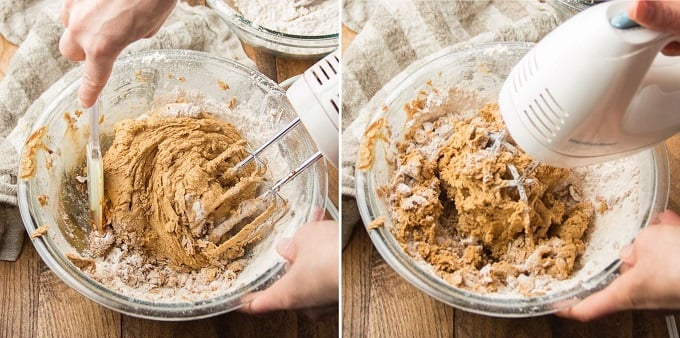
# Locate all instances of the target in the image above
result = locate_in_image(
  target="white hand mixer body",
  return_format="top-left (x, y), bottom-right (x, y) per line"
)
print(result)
top-left (237, 50), bottom-right (339, 194)
top-left (286, 51), bottom-right (339, 169)
top-left (499, 0), bottom-right (680, 168)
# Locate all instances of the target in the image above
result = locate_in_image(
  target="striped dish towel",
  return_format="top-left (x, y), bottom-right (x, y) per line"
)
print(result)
top-left (340, 0), bottom-right (575, 246)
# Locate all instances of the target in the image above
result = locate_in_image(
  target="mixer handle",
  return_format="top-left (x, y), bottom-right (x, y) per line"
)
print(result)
top-left (624, 54), bottom-right (680, 140)
top-left (608, 4), bottom-right (680, 146)
top-left (286, 50), bottom-right (340, 168)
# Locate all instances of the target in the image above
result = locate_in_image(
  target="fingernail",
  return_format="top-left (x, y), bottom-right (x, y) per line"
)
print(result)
top-left (310, 207), bottom-right (325, 222)
top-left (238, 293), bottom-right (264, 317)
top-left (241, 293), bottom-right (255, 305)
top-left (77, 96), bottom-right (92, 109)
top-left (276, 238), bottom-right (293, 254)
top-left (620, 244), bottom-right (633, 261)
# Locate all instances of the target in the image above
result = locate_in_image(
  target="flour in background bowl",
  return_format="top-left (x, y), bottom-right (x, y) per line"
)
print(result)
top-left (232, 0), bottom-right (338, 35)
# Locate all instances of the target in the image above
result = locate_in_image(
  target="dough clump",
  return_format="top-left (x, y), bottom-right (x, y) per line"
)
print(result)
top-left (371, 90), bottom-right (594, 295)
top-left (102, 105), bottom-right (277, 269)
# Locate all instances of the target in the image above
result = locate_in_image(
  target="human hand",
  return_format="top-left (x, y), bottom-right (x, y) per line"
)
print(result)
top-left (240, 219), bottom-right (339, 319)
top-left (628, 0), bottom-right (680, 55)
top-left (59, 0), bottom-right (177, 108)
top-left (558, 210), bottom-right (680, 321)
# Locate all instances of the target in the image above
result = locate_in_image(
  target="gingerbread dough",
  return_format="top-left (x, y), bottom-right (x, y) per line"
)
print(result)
top-left (373, 95), bottom-right (594, 295)
top-left (103, 104), bottom-right (277, 269)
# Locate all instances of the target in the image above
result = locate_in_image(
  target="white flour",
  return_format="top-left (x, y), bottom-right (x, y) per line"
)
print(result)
top-left (496, 156), bottom-right (648, 298)
top-left (87, 244), bottom-right (242, 302)
top-left (232, 0), bottom-right (338, 35)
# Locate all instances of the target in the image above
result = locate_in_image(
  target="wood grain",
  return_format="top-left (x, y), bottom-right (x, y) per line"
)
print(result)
top-left (342, 25), bottom-right (357, 54)
top-left (276, 56), bottom-right (318, 84)
top-left (367, 252), bottom-right (454, 338)
top-left (240, 41), bottom-right (320, 83)
top-left (665, 134), bottom-right (680, 214)
top-left (341, 220), bottom-right (372, 338)
top-left (0, 35), bottom-right (17, 81)
top-left (343, 226), bottom-right (680, 338)
top-left (121, 316), bottom-right (220, 337)
top-left (37, 264), bottom-right (121, 337)
top-left (183, 0), bottom-right (207, 5)
top-left (0, 238), bottom-right (39, 338)
top-left (242, 43), bottom-right (279, 81)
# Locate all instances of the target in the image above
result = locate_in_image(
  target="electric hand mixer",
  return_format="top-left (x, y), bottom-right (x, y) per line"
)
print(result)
top-left (207, 51), bottom-right (339, 237)
top-left (239, 50), bottom-right (339, 185)
top-left (499, 0), bottom-right (680, 168)
top-left (223, 49), bottom-right (339, 224)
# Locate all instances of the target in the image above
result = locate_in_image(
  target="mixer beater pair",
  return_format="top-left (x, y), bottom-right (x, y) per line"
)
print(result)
top-left (232, 51), bottom-right (339, 203)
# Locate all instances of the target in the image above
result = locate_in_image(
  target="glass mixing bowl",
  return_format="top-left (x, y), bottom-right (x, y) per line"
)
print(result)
top-left (17, 50), bottom-right (327, 320)
top-left (206, 0), bottom-right (338, 59)
top-left (551, 0), bottom-right (605, 13)
top-left (355, 42), bottom-right (669, 317)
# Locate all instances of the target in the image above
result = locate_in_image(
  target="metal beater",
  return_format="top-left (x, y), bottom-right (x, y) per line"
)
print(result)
top-left (236, 50), bottom-right (339, 196)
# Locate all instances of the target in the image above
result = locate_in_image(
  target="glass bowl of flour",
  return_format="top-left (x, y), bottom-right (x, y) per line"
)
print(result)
top-left (355, 42), bottom-right (669, 317)
top-left (17, 50), bottom-right (327, 320)
top-left (207, 0), bottom-right (339, 58)
top-left (551, 0), bottom-right (605, 13)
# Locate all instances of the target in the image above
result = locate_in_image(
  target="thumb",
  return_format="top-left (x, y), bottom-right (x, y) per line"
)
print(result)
top-left (78, 54), bottom-right (116, 108)
top-left (661, 41), bottom-right (680, 56)
top-left (557, 270), bottom-right (638, 321)
top-left (239, 238), bottom-right (298, 314)
top-left (276, 237), bottom-right (296, 262)
top-left (628, 0), bottom-right (680, 36)
top-left (656, 210), bottom-right (680, 226)
top-left (310, 207), bottom-right (326, 222)
top-left (241, 268), bottom-right (301, 314)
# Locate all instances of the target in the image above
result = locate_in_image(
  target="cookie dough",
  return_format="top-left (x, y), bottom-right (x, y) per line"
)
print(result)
top-left (30, 224), bottom-right (49, 239)
top-left (374, 94), bottom-right (594, 295)
top-left (103, 105), bottom-right (277, 269)
top-left (20, 126), bottom-right (49, 179)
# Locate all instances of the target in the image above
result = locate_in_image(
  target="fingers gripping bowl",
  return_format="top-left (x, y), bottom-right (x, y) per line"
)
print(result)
top-left (18, 50), bottom-right (327, 320)
top-left (355, 43), bottom-right (669, 317)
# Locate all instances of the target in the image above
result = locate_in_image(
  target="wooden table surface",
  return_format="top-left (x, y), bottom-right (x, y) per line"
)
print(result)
top-left (0, 3), bottom-right (339, 337)
top-left (341, 25), bottom-right (680, 338)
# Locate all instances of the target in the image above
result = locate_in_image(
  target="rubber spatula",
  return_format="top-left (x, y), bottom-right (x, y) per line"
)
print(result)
top-left (87, 98), bottom-right (104, 234)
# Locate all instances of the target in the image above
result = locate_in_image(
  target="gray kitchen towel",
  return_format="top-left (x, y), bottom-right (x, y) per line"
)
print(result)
top-left (0, 0), bottom-right (253, 261)
top-left (340, 0), bottom-right (577, 247)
